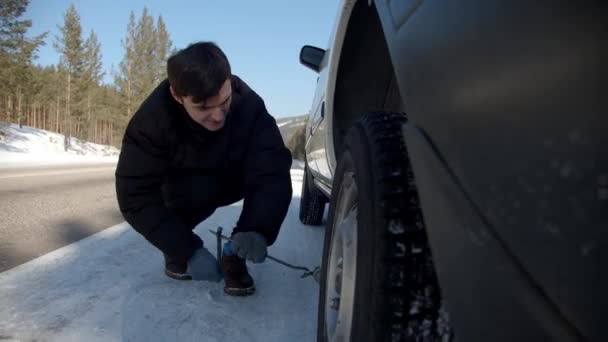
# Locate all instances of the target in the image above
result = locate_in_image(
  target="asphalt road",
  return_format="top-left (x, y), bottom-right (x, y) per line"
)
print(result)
top-left (0, 163), bottom-right (124, 272)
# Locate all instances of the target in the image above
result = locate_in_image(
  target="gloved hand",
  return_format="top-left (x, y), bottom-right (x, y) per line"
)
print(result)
top-left (187, 247), bottom-right (223, 282)
top-left (231, 232), bottom-right (267, 263)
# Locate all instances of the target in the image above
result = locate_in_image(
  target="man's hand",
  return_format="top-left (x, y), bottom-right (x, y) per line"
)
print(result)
top-left (187, 247), bottom-right (223, 282)
top-left (232, 232), bottom-right (267, 263)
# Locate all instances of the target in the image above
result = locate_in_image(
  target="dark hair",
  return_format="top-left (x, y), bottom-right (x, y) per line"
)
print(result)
top-left (167, 41), bottom-right (231, 103)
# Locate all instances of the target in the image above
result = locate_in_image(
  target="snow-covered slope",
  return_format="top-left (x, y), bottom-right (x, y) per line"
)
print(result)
top-left (276, 115), bottom-right (307, 145)
top-left (0, 166), bottom-right (326, 342)
top-left (0, 122), bottom-right (119, 168)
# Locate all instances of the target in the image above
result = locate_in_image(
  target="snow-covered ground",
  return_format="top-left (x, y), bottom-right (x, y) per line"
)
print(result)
top-left (0, 122), bottom-right (119, 168)
top-left (0, 165), bottom-right (326, 341)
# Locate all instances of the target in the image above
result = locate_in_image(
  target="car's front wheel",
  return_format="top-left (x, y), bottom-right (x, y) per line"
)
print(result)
top-left (317, 112), bottom-right (452, 342)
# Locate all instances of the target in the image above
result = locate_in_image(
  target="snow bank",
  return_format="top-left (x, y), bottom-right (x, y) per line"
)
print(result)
top-left (0, 122), bottom-right (119, 168)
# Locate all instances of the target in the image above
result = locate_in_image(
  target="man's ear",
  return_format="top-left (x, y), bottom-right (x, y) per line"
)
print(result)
top-left (169, 85), bottom-right (183, 105)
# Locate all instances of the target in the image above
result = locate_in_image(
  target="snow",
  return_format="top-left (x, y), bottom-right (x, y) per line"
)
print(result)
top-left (292, 159), bottom-right (305, 170)
top-left (0, 166), bottom-right (326, 341)
top-left (276, 120), bottom-right (293, 128)
top-left (0, 122), bottom-right (119, 168)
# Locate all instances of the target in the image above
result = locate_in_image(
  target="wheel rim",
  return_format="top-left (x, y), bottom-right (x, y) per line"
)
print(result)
top-left (325, 171), bottom-right (358, 342)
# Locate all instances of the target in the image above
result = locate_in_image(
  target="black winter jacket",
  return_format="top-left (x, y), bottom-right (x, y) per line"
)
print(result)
top-left (115, 76), bottom-right (292, 262)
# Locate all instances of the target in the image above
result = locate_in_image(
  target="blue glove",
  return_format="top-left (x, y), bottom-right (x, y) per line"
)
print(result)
top-left (231, 232), bottom-right (267, 263)
top-left (187, 247), bottom-right (223, 282)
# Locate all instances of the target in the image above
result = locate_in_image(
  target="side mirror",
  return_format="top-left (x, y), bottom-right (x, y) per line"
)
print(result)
top-left (299, 45), bottom-right (326, 73)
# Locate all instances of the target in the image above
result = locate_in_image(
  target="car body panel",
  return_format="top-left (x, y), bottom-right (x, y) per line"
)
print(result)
top-left (404, 124), bottom-right (585, 341)
top-left (375, 0), bottom-right (606, 339)
top-left (304, 0), bottom-right (606, 340)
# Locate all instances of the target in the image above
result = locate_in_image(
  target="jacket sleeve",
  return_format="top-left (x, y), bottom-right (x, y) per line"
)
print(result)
top-left (115, 112), bottom-right (202, 262)
top-left (236, 102), bottom-right (293, 245)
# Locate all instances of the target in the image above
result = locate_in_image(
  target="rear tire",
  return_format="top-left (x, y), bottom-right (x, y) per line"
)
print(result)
top-left (299, 165), bottom-right (326, 225)
top-left (317, 112), bottom-right (452, 341)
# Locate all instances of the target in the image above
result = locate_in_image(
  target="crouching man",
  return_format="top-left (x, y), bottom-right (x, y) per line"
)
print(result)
top-left (115, 42), bottom-right (293, 296)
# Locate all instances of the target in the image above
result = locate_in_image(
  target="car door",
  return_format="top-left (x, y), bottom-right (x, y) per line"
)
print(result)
top-left (306, 53), bottom-right (332, 188)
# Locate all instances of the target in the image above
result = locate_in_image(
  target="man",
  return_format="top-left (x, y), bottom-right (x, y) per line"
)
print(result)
top-left (115, 42), bottom-right (293, 296)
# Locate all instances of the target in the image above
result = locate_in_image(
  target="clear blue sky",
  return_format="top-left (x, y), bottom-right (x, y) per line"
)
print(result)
top-left (24, 0), bottom-right (339, 118)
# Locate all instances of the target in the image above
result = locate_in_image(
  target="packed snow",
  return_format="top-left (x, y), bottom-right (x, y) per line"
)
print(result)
top-left (0, 122), bottom-right (119, 168)
top-left (0, 160), bottom-right (326, 341)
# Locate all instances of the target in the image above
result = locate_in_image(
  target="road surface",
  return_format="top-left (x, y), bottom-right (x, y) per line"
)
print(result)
top-left (0, 163), bottom-right (123, 272)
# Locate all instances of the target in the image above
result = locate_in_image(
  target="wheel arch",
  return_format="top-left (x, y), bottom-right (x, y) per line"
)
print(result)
top-left (328, 1), bottom-right (404, 167)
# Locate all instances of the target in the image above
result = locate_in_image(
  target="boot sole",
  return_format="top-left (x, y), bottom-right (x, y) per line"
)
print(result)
top-left (165, 269), bottom-right (192, 281)
top-left (224, 286), bottom-right (256, 296)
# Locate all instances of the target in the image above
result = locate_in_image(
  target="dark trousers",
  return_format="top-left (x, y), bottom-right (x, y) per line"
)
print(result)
top-left (163, 173), bottom-right (245, 232)
top-left (163, 189), bottom-right (244, 268)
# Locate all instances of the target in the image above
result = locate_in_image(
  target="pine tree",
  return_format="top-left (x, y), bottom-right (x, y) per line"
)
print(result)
top-left (116, 11), bottom-right (136, 119)
top-left (54, 3), bottom-right (84, 150)
top-left (132, 7), bottom-right (157, 108)
top-left (0, 0), bottom-right (47, 125)
top-left (34, 65), bottom-right (60, 131)
top-left (96, 84), bottom-right (122, 146)
top-left (24, 63), bottom-right (45, 128)
top-left (116, 8), bottom-right (173, 121)
top-left (154, 15), bottom-right (172, 84)
top-left (82, 30), bottom-right (104, 140)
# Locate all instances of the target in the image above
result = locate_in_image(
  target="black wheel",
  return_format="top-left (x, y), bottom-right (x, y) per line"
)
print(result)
top-left (299, 165), bottom-right (326, 225)
top-left (317, 112), bottom-right (452, 342)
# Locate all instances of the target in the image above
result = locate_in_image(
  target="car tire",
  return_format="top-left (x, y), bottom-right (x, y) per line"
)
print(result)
top-left (317, 112), bottom-right (452, 342)
top-left (299, 165), bottom-right (326, 225)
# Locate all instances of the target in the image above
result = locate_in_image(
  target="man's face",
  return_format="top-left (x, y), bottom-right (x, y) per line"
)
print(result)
top-left (171, 78), bottom-right (232, 131)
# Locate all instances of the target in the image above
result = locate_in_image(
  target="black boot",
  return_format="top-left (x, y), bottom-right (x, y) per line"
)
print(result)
top-left (164, 253), bottom-right (192, 281)
top-left (221, 254), bottom-right (255, 296)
